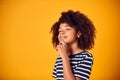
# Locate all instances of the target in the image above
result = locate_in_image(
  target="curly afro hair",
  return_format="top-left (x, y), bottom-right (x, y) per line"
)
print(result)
top-left (50, 10), bottom-right (96, 50)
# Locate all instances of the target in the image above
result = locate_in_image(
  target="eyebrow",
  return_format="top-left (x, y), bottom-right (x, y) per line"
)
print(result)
top-left (59, 25), bottom-right (71, 31)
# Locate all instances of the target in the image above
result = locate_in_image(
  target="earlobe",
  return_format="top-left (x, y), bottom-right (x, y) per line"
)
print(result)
top-left (77, 31), bottom-right (81, 38)
top-left (77, 35), bottom-right (80, 38)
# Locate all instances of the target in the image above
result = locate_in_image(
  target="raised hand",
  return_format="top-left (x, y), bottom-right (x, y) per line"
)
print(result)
top-left (56, 39), bottom-right (69, 57)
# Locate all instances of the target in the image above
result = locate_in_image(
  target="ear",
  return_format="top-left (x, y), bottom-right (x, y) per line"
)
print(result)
top-left (77, 31), bottom-right (81, 38)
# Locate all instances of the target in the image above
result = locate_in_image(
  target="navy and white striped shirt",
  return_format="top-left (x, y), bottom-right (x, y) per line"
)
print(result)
top-left (52, 51), bottom-right (93, 80)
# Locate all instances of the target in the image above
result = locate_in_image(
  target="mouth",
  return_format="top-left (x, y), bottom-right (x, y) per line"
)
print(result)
top-left (60, 36), bottom-right (67, 40)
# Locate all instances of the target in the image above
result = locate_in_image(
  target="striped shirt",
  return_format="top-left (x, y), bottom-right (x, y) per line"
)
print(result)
top-left (52, 51), bottom-right (93, 80)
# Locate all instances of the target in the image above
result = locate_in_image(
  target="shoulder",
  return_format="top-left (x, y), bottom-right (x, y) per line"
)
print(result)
top-left (80, 51), bottom-right (94, 64)
top-left (80, 51), bottom-right (93, 59)
top-left (71, 51), bottom-right (93, 59)
top-left (74, 51), bottom-right (94, 64)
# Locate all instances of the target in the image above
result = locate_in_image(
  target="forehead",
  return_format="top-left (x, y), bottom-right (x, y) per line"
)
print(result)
top-left (59, 22), bottom-right (71, 29)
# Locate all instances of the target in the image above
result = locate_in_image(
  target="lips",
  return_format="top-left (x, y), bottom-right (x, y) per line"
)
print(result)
top-left (60, 36), bottom-right (67, 40)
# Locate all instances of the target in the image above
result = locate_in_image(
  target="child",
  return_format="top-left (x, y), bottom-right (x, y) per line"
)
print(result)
top-left (50, 10), bottom-right (96, 80)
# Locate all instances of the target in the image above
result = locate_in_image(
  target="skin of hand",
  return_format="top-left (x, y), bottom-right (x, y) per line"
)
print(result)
top-left (57, 40), bottom-right (75, 80)
top-left (56, 39), bottom-right (69, 57)
top-left (56, 40), bottom-right (82, 80)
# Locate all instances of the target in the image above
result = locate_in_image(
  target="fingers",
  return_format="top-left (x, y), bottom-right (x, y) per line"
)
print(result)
top-left (56, 45), bottom-right (58, 51)
top-left (57, 42), bottom-right (66, 51)
top-left (59, 39), bottom-right (67, 46)
top-left (56, 44), bottom-right (61, 52)
top-left (56, 39), bottom-right (67, 52)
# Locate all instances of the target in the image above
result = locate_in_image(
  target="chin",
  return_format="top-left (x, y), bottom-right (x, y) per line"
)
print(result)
top-left (64, 40), bottom-right (76, 45)
top-left (64, 40), bottom-right (71, 44)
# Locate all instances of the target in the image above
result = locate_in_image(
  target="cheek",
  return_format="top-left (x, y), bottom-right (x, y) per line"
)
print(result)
top-left (58, 34), bottom-right (61, 41)
top-left (69, 33), bottom-right (77, 40)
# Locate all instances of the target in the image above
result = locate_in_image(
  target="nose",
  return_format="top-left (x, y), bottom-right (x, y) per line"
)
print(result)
top-left (60, 30), bottom-right (65, 35)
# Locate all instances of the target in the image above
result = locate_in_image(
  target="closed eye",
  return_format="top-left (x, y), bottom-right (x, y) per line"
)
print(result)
top-left (66, 28), bottom-right (71, 30)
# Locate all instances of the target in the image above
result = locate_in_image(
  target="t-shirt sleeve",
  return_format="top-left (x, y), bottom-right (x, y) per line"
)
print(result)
top-left (74, 55), bottom-right (93, 80)
top-left (52, 61), bottom-right (57, 78)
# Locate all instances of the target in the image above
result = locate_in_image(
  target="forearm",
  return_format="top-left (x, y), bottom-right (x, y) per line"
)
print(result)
top-left (61, 55), bottom-right (76, 80)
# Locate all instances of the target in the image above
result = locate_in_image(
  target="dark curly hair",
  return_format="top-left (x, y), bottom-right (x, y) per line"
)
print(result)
top-left (50, 10), bottom-right (96, 50)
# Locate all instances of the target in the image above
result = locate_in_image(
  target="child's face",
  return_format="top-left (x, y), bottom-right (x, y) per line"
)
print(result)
top-left (58, 22), bottom-right (80, 44)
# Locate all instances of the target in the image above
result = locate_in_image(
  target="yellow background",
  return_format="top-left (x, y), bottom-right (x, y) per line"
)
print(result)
top-left (0, 0), bottom-right (119, 80)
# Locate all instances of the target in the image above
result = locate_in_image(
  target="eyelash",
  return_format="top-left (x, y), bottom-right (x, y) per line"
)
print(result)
top-left (66, 28), bottom-right (70, 30)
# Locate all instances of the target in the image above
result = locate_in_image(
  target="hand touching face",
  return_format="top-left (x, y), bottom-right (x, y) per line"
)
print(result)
top-left (56, 39), bottom-right (69, 57)
top-left (58, 23), bottom-right (80, 45)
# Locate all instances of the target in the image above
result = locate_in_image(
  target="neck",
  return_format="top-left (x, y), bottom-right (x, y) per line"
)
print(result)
top-left (68, 41), bottom-right (83, 55)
